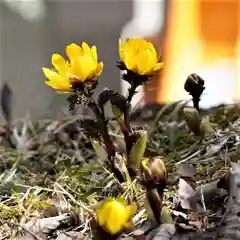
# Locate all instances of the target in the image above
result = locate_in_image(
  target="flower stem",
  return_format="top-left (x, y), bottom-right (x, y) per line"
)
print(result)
top-left (147, 188), bottom-right (163, 224)
top-left (127, 85), bottom-right (137, 103)
top-left (88, 101), bottom-right (115, 157)
top-left (88, 101), bottom-right (126, 182)
top-left (193, 96), bottom-right (200, 112)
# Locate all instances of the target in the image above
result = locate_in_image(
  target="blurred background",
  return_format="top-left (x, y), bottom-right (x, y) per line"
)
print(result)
top-left (0, 0), bottom-right (240, 122)
top-left (0, 0), bottom-right (132, 122)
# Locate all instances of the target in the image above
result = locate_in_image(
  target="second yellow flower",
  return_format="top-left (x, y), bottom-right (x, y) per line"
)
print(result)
top-left (119, 38), bottom-right (164, 76)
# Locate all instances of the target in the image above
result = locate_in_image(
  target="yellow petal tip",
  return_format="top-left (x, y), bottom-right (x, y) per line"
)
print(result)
top-left (153, 62), bottom-right (164, 71)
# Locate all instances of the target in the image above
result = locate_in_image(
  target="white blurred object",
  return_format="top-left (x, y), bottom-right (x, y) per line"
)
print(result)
top-left (3, 0), bottom-right (45, 22)
top-left (195, 59), bottom-right (237, 109)
top-left (120, 0), bottom-right (165, 108)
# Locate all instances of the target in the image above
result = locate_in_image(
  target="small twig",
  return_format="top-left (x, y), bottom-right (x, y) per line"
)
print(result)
top-left (200, 186), bottom-right (207, 212)
top-left (176, 149), bottom-right (202, 165)
top-left (54, 183), bottom-right (95, 217)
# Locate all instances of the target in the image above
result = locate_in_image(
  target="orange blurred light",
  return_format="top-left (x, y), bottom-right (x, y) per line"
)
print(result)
top-left (156, 0), bottom-right (240, 108)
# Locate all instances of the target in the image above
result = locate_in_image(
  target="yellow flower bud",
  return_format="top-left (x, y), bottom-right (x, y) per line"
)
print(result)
top-left (96, 197), bottom-right (136, 235)
top-left (141, 156), bottom-right (167, 185)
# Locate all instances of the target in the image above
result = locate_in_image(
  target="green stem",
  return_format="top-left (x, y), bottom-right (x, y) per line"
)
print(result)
top-left (147, 188), bottom-right (163, 224)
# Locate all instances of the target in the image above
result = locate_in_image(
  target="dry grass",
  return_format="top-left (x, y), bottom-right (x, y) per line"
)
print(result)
top-left (0, 102), bottom-right (240, 239)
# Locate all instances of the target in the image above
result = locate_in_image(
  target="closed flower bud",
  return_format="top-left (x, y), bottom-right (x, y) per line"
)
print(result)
top-left (184, 73), bottom-right (205, 111)
top-left (184, 73), bottom-right (205, 99)
top-left (141, 156), bottom-right (167, 187)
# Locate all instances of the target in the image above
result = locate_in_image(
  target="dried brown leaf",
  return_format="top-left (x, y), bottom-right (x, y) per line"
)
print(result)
top-left (23, 214), bottom-right (70, 239)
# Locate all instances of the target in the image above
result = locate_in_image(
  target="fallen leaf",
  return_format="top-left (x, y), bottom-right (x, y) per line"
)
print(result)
top-left (23, 214), bottom-right (70, 239)
top-left (178, 178), bottom-right (196, 210)
top-left (177, 163), bottom-right (196, 179)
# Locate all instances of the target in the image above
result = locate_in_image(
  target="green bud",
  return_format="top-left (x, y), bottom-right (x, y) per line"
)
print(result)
top-left (200, 116), bottom-right (214, 135)
top-left (141, 156), bottom-right (167, 186)
top-left (128, 130), bottom-right (147, 170)
top-left (182, 107), bottom-right (201, 136)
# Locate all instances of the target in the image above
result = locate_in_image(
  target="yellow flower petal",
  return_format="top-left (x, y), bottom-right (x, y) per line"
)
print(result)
top-left (152, 62), bottom-right (164, 71)
top-left (82, 42), bottom-right (92, 56)
top-left (45, 80), bottom-right (71, 92)
top-left (117, 196), bottom-right (128, 206)
top-left (42, 67), bottom-right (72, 91)
top-left (91, 46), bottom-right (98, 63)
top-left (66, 43), bottom-right (83, 61)
top-left (45, 80), bottom-right (72, 92)
top-left (95, 197), bottom-right (136, 235)
top-left (136, 49), bottom-right (156, 75)
top-left (118, 38), bottom-right (163, 75)
top-left (126, 204), bottom-right (137, 219)
top-left (145, 41), bottom-right (158, 56)
top-left (123, 221), bottom-right (131, 230)
top-left (45, 80), bottom-right (58, 89)
top-left (71, 60), bottom-right (85, 82)
top-left (51, 53), bottom-right (67, 74)
top-left (105, 217), bottom-right (123, 235)
top-left (125, 54), bottom-right (137, 72)
top-left (42, 67), bottom-right (62, 83)
top-left (71, 56), bottom-right (96, 81)
top-left (119, 39), bottom-right (125, 61)
top-left (96, 208), bottom-right (105, 227)
top-left (105, 202), bottom-right (127, 234)
top-left (95, 62), bottom-right (103, 77)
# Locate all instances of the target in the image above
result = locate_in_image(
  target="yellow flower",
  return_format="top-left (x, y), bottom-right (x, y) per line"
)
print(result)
top-left (66, 42), bottom-right (103, 82)
top-left (119, 38), bottom-right (164, 76)
top-left (42, 42), bottom-right (103, 92)
top-left (96, 197), bottom-right (136, 235)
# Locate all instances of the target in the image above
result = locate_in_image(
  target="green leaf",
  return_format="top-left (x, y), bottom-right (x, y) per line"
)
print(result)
top-left (90, 138), bottom-right (108, 160)
top-left (112, 105), bottom-right (124, 121)
top-left (160, 206), bottom-right (173, 224)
